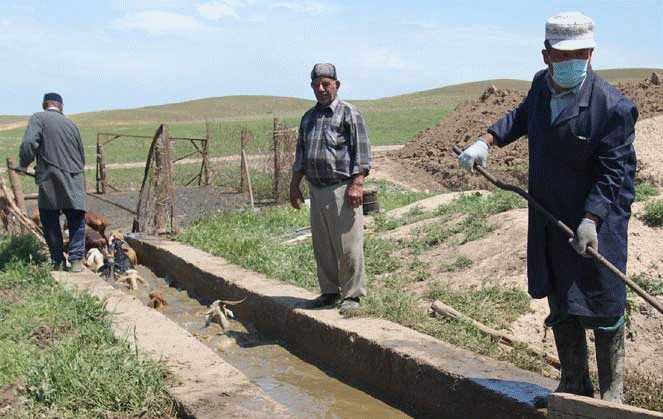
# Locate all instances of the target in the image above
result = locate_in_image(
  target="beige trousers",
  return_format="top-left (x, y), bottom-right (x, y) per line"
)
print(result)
top-left (309, 181), bottom-right (366, 299)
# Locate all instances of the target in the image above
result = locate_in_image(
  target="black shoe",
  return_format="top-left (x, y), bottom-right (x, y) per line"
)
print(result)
top-left (308, 293), bottom-right (340, 308)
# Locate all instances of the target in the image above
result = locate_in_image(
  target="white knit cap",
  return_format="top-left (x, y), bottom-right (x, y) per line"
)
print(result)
top-left (545, 12), bottom-right (596, 50)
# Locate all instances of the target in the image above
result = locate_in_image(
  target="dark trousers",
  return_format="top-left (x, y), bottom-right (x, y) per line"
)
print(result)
top-left (40, 209), bottom-right (86, 265)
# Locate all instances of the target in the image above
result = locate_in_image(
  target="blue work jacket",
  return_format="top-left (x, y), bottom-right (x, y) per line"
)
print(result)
top-left (488, 69), bottom-right (638, 318)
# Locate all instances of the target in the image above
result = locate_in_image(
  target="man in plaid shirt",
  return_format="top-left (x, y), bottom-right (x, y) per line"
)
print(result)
top-left (290, 63), bottom-right (372, 313)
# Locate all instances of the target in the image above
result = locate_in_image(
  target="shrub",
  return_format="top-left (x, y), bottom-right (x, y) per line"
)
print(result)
top-left (635, 182), bottom-right (658, 202)
top-left (642, 200), bottom-right (663, 227)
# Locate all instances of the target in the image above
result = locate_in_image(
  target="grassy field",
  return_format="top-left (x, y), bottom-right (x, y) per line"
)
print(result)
top-left (0, 107), bottom-right (449, 167)
top-left (0, 235), bottom-right (175, 418)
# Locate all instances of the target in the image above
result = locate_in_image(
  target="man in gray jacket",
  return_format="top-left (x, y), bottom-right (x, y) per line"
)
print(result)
top-left (19, 93), bottom-right (86, 272)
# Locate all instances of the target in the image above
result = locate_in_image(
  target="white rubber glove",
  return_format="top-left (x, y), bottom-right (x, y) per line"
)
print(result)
top-left (569, 218), bottom-right (598, 257)
top-left (459, 139), bottom-right (489, 172)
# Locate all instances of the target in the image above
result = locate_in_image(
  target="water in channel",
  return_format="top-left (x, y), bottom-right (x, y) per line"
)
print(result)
top-left (123, 265), bottom-right (410, 419)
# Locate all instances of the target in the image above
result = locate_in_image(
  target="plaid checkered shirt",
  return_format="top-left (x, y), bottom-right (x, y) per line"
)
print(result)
top-left (292, 97), bottom-right (372, 186)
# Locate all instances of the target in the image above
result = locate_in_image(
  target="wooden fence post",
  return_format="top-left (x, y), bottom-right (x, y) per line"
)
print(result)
top-left (97, 135), bottom-right (107, 194)
top-left (6, 158), bottom-right (26, 214)
top-left (240, 129), bottom-right (247, 193)
top-left (241, 150), bottom-right (255, 210)
top-left (202, 120), bottom-right (211, 186)
top-left (273, 118), bottom-right (282, 203)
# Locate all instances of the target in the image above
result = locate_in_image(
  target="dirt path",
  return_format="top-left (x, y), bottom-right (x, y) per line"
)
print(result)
top-left (0, 121), bottom-right (26, 132)
top-left (0, 144), bottom-right (404, 173)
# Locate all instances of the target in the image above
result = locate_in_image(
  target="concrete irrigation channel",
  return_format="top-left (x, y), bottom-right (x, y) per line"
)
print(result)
top-left (125, 234), bottom-right (560, 419)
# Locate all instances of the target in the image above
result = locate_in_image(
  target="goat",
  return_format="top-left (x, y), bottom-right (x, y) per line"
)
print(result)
top-left (85, 248), bottom-right (105, 272)
top-left (116, 269), bottom-right (146, 290)
top-left (55, 211), bottom-right (109, 239)
top-left (148, 292), bottom-right (168, 311)
top-left (121, 242), bottom-right (138, 266)
top-left (85, 211), bottom-right (109, 237)
top-left (205, 298), bottom-right (246, 330)
top-left (108, 231), bottom-right (137, 266)
top-left (85, 229), bottom-right (107, 252)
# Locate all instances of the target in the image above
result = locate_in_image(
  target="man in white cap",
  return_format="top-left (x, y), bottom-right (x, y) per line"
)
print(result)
top-left (290, 63), bottom-right (372, 314)
top-left (459, 12), bottom-right (637, 404)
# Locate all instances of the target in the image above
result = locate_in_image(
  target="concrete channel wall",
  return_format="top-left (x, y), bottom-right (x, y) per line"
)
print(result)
top-left (53, 270), bottom-right (292, 419)
top-left (127, 234), bottom-right (558, 419)
top-left (548, 393), bottom-right (663, 419)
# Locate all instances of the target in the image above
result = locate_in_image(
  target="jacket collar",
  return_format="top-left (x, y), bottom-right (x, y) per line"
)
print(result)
top-left (315, 97), bottom-right (340, 114)
top-left (550, 69), bottom-right (594, 127)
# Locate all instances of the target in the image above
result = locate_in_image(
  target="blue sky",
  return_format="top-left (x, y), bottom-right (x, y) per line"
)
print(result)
top-left (1, 0), bottom-right (661, 114)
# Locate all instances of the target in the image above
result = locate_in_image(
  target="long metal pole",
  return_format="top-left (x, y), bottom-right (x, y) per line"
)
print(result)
top-left (452, 145), bottom-right (663, 315)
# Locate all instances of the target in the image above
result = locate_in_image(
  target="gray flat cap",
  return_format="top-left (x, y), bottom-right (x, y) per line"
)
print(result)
top-left (311, 63), bottom-right (337, 80)
top-left (545, 12), bottom-right (596, 50)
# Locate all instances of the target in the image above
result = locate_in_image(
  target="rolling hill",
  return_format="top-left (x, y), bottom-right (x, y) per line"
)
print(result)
top-left (2, 68), bottom-right (658, 129)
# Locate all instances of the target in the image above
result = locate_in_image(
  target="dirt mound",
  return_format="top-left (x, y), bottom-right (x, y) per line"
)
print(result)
top-left (398, 73), bottom-right (663, 190)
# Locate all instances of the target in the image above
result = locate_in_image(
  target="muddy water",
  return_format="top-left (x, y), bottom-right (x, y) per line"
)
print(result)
top-left (119, 265), bottom-right (409, 419)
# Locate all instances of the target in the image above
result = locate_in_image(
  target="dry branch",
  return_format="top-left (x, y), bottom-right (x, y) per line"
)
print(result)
top-left (0, 174), bottom-right (45, 242)
top-left (430, 300), bottom-right (560, 370)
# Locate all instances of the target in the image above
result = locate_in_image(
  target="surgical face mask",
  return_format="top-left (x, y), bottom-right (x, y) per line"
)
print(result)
top-left (551, 59), bottom-right (588, 89)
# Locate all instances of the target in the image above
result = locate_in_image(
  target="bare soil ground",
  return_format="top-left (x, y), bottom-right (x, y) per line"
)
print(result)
top-left (371, 111), bottom-right (663, 383)
top-left (396, 72), bottom-right (663, 190)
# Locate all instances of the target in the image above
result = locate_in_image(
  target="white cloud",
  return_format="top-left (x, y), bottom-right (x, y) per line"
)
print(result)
top-left (272, 1), bottom-right (329, 16)
top-left (197, 1), bottom-right (240, 20)
top-left (359, 48), bottom-right (412, 71)
top-left (247, 15), bottom-right (267, 23)
top-left (113, 10), bottom-right (214, 35)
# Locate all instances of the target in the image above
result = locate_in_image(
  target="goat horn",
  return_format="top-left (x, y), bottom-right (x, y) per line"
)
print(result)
top-left (214, 297), bottom-right (247, 306)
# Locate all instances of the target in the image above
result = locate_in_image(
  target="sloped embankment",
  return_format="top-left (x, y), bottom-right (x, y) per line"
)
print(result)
top-left (397, 73), bottom-right (663, 190)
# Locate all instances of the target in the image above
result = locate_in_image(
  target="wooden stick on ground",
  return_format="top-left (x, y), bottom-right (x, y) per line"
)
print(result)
top-left (431, 300), bottom-right (560, 370)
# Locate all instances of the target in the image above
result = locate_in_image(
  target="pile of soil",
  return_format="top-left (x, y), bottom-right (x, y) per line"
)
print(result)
top-left (398, 72), bottom-right (663, 190)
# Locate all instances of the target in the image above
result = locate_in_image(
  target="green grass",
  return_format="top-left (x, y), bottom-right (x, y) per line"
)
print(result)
top-left (366, 180), bottom-right (433, 212)
top-left (635, 182), bottom-right (658, 202)
top-left (440, 255), bottom-right (473, 272)
top-left (410, 190), bottom-right (525, 250)
top-left (179, 204), bottom-right (403, 291)
top-left (0, 236), bottom-right (174, 418)
top-left (347, 278), bottom-right (543, 372)
top-left (630, 273), bottom-right (663, 296)
top-left (372, 205), bottom-right (433, 232)
top-left (642, 200), bottom-right (663, 227)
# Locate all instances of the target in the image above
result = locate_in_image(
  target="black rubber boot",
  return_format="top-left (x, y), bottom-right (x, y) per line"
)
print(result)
top-left (553, 320), bottom-right (594, 397)
top-left (594, 324), bottom-right (625, 404)
top-left (533, 320), bottom-right (594, 409)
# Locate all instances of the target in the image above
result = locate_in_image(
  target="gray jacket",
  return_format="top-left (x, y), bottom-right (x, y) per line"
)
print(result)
top-left (19, 109), bottom-right (86, 211)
